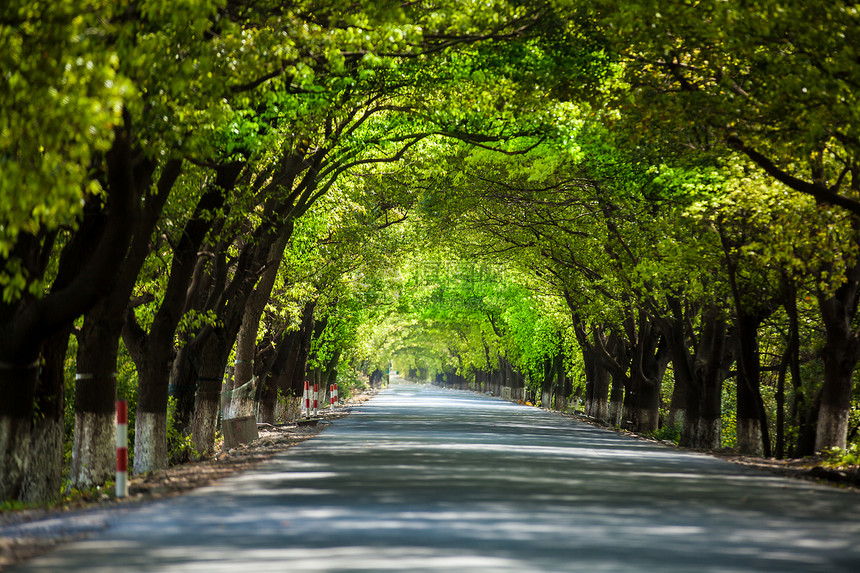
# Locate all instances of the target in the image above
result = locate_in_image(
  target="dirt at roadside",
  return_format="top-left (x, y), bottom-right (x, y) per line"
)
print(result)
top-left (709, 451), bottom-right (860, 491)
top-left (0, 390), bottom-right (377, 570)
top-left (567, 410), bottom-right (860, 493)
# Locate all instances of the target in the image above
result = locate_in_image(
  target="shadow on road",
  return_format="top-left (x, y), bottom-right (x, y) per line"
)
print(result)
top-left (14, 384), bottom-right (860, 572)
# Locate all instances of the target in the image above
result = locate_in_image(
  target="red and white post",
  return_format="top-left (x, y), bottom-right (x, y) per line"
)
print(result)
top-left (116, 400), bottom-right (128, 498)
top-left (302, 380), bottom-right (310, 417)
top-left (312, 382), bottom-right (319, 416)
top-left (330, 383), bottom-right (338, 408)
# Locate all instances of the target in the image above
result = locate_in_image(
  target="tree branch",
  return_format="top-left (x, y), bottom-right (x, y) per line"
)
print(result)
top-left (726, 136), bottom-right (860, 216)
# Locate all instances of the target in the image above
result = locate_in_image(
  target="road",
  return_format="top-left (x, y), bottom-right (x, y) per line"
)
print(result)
top-left (12, 380), bottom-right (860, 572)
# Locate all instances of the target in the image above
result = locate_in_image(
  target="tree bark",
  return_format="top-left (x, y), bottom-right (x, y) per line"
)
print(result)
top-left (266, 300), bottom-right (316, 404)
top-left (631, 321), bottom-right (669, 434)
top-left (734, 312), bottom-right (770, 457)
top-left (133, 164), bottom-right (244, 456)
top-left (20, 327), bottom-right (72, 502)
top-left (604, 334), bottom-right (624, 426)
top-left (0, 125), bottom-right (150, 501)
top-left (69, 158), bottom-right (181, 486)
top-left (179, 198), bottom-right (300, 454)
top-left (583, 348), bottom-right (595, 415)
top-left (254, 328), bottom-right (285, 424)
top-left (555, 357), bottom-right (572, 412)
top-left (660, 303), bottom-right (732, 450)
top-left (540, 358), bottom-right (554, 408)
top-left (71, 315), bottom-right (120, 490)
top-left (782, 281), bottom-right (816, 456)
top-left (578, 328), bottom-right (612, 422)
top-left (816, 264), bottom-right (860, 451)
top-left (666, 367), bottom-right (687, 432)
top-left (180, 146), bottom-right (331, 439)
top-left (223, 225), bottom-right (292, 419)
top-left (184, 335), bottom-right (225, 455)
top-left (0, 363), bottom-right (40, 501)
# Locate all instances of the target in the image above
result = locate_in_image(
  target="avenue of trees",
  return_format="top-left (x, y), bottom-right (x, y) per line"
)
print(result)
top-left (2, 0), bottom-right (859, 503)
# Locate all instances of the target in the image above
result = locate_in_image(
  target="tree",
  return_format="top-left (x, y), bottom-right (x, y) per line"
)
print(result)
top-left (591, 0), bottom-right (860, 450)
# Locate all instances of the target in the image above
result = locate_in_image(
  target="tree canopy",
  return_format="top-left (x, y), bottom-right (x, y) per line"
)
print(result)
top-left (2, 0), bottom-right (860, 504)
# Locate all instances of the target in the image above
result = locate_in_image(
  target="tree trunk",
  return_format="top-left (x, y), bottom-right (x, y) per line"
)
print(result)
top-left (475, 370), bottom-right (486, 393)
top-left (735, 313), bottom-right (769, 457)
top-left (189, 336), bottom-right (229, 456)
top-left (323, 349), bottom-right (342, 394)
top-left (816, 265), bottom-right (860, 451)
top-left (615, 375), bottom-right (630, 427)
top-left (0, 129), bottom-right (156, 501)
top-left (609, 334), bottom-right (626, 424)
top-left (569, 309), bottom-right (631, 425)
top-left (126, 338), bottom-right (173, 474)
top-left (583, 348), bottom-right (595, 414)
top-left (0, 363), bottom-right (40, 501)
top-left (134, 400), bottom-right (168, 474)
top-left (181, 225), bottom-right (294, 455)
top-left (71, 151), bottom-right (178, 489)
top-left (661, 303), bottom-right (731, 451)
top-left (634, 325), bottom-right (669, 434)
top-left (541, 358), bottom-right (553, 408)
top-left (72, 302), bottom-right (125, 489)
top-left (257, 376), bottom-right (278, 423)
top-left (720, 223), bottom-right (776, 457)
top-left (124, 162), bottom-right (239, 473)
top-left (783, 283), bottom-right (816, 456)
top-left (172, 173), bottom-right (296, 452)
top-left (21, 327), bottom-right (71, 502)
top-left (590, 357), bottom-right (611, 422)
top-left (666, 369), bottom-right (686, 432)
top-left (279, 302), bottom-right (317, 399)
top-left (689, 313), bottom-right (731, 450)
top-left (555, 360), bottom-right (572, 412)
top-left (775, 343), bottom-right (789, 459)
top-left (223, 227), bottom-right (291, 419)
top-left (225, 310), bottom-right (257, 418)
top-left (637, 379), bottom-right (661, 434)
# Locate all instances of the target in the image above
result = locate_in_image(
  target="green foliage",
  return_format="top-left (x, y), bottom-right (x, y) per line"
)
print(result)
top-left (167, 396), bottom-right (197, 464)
top-left (1, 480), bottom-right (117, 511)
top-left (62, 340), bottom-right (77, 473)
top-left (651, 425), bottom-right (681, 445)
top-left (0, 498), bottom-right (31, 511)
top-left (722, 378), bottom-right (738, 450)
top-left (336, 368), bottom-right (370, 401)
top-left (176, 310), bottom-right (221, 346)
top-left (823, 444), bottom-right (860, 469)
top-left (591, 0), bottom-right (860, 213)
top-left (0, 1), bottom-right (127, 247)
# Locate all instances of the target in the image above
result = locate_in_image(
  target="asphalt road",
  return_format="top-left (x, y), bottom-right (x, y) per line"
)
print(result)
top-left (12, 380), bottom-right (860, 572)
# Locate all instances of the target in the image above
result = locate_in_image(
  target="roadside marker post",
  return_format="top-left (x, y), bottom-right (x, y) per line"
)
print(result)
top-left (302, 380), bottom-right (310, 417)
top-left (330, 383), bottom-right (338, 408)
top-left (116, 400), bottom-right (128, 498)
top-left (312, 383), bottom-right (319, 416)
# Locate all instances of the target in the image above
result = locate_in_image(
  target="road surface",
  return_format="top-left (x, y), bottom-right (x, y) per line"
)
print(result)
top-left (12, 380), bottom-right (860, 572)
